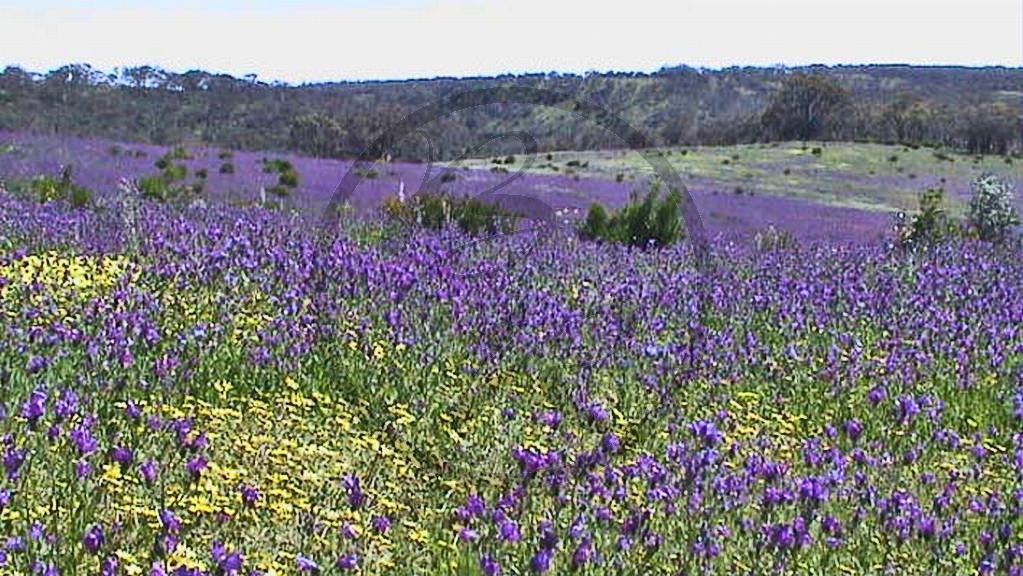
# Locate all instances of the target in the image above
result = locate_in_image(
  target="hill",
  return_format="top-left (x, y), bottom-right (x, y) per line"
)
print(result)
top-left (1, 64), bottom-right (1021, 161)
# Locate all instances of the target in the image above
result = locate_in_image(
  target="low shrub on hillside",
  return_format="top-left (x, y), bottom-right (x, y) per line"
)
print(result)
top-left (894, 187), bottom-right (957, 249)
top-left (382, 191), bottom-right (520, 236)
top-left (5, 165), bottom-right (93, 209)
top-left (578, 181), bottom-right (683, 249)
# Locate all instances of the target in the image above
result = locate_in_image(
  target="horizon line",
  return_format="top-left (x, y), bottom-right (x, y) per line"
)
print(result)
top-left (4, 60), bottom-right (1023, 87)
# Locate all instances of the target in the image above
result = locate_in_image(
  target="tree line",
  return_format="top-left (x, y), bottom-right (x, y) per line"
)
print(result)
top-left (0, 63), bottom-right (1020, 160)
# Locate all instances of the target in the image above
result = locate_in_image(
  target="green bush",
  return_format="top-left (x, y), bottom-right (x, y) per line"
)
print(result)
top-left (895, 187), bottom-right (957, 248)
top-left (169, 145), bottom-right (192, 160)
top-left (9, 166), bottom-right (94, 208)
top-left (138, 175), bottom-right (171, 203)
top-left (154, 156), bottom-right (171, 170)
top-left (382, 191), bottom-right (519, 236)
top-left (578, 182), bottom-right (684, 249)
top-left (263, 158), bottom-right (295, 174)
top-left (277, 169), bottom-right (299, 188)
top-left (218, 150), bottom-right (234, 160)
top-left (219, 162), bottom-right (235, 174)
top-left (195, 168), bottom-right (208, 180)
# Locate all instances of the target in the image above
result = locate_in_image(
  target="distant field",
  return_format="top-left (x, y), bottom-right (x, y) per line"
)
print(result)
top-left (463, 141), bottom-right (1023, 215)
top-left (2, 132), bottom-right (1019, 244)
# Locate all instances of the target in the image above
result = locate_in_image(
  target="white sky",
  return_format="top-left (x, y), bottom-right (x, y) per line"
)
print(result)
top-left (2, 0), bottom-right (1021, 83)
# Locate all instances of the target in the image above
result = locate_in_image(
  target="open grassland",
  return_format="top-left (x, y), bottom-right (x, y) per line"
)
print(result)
top-left (467, 142), bottom-right (1023, 215)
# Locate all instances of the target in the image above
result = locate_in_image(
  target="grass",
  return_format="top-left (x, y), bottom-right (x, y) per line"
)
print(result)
top-left (462, 142), bottom-right (1023, 215)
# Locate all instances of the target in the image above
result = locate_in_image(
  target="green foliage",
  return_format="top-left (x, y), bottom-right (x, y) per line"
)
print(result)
top-left (288, 113), bottom-right (345, 158)
top-left (195, 168), bottom-right (208, 179)
top-left (760, 72), bottom-right (850, 141)
top-left (218, 150), bottom-right (234, 160)
top-left (6, 165), bottom-right (93, 208)
top-left (168, 145), bottom-right (192, 160)
top-left (219, 162), bottom-right (235, 174)
top-left (277, 169), bottom-right (299, 188)
top-left (154, 156), bottom-right (170, 170)
top-left (967, 173), bottom-right (1019, 243)
top-left (579, 203), bottom-right (609, 241)
top-left (503, 155), bottom-right (516, 165)
top-left (439, 172), bottom-right (457, 184)
top-left (139, 156), bottom-right (198, 204)
top-left (357, 168), bottom-right (379, 179)
top-left (263, 158), bottom-right (300, 189)
top-left (895, 187), bottom-right (957, 249)
top-left (382, 191), bottom-right (520, 236)
top-left (578, 181), bottom-right (684, 249)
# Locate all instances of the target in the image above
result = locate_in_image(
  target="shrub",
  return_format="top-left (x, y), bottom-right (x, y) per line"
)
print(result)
top-left (358, 169), bottom-right (379, 179)
top-left (277, 169), bottom-right (299, 188)
top-left (545, 153), bottom-right (553, 161)
top-left (888, 155), bottom-right (899, 163)
top-left (811, 147), bottom-right (822, 156)
top-left (439, 172), bottom-right (457, 184)
top-left (219, 162), bottom-right (235, 174)
top-left (108, 145), bottom-right (123, 156)
top-left (154, 156), bottom-right (171, 170)
top-left (262, 158), bottom-right (300, 189)
top-left (138, 175), bottom-right (170, 203)
top-left (566, 160), bottom-right (581, 168)
top-left (967, 173), bottom-right (1019, 243)
top-left (895, 187), bottom-right (957, 248)
top-left (262, 158), bottom-right (294, 174)
top-left (195, 168), bottom-right (208, 179)
top-left (382, 191), bottom-right (519, 236)
top-left (164, 163), bottom-right (188, 181)
top-left (218, 150), bottom-right (234, 160)
top-left (490, 166), bottom-right (508, 175)
top-left (503, 156), bottom-right (516, 165)
top-left (169, 145), bottom-right (192, 160)
top-left (578, 181), bottom-right (683, 249)
top-left (615, 173), bottom-right (625, 183)
top-left (783, 167), bottom-right (792, 175)
top-left (10, 166), bottom-right (94, 208)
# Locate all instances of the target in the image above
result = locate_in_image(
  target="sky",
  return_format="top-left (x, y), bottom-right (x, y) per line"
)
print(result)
top-left (2, 0), bottom-right (1022, 84)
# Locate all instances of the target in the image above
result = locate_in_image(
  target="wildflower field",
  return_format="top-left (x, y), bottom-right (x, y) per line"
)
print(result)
top-left (1, 139), bottom-right (1023, 576)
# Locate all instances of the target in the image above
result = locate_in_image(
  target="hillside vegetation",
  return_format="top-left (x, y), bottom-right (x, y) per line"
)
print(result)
top-left (1, 64), bottom-right (1021, 161)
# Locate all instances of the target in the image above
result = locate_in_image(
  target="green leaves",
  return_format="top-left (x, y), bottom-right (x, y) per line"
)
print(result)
top-left (578, 181), bottom-right (684, 249)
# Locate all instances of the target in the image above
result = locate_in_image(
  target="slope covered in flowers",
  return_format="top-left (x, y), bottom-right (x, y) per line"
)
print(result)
top-left (0, 185), bottom-right (1022, 576)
